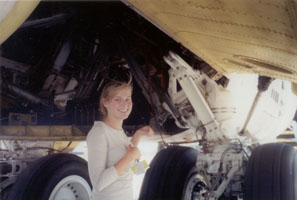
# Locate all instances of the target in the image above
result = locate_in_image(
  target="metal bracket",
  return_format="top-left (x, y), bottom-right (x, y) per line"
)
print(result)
top-left (214, 163), bottom-right (240, 198)
top-left (164, 51), bottom-right (225, 141)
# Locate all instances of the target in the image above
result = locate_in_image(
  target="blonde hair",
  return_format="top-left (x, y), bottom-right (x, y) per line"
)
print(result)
top-left (99, 78), bottom-right (133, 118)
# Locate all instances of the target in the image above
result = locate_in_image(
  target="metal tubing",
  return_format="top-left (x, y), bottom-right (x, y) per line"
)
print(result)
top-left (7, 84), bottom-right (48, 106)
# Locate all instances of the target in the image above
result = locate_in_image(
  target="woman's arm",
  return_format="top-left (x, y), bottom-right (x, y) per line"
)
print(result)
top-left (87, 129), bottom-right (119, 192)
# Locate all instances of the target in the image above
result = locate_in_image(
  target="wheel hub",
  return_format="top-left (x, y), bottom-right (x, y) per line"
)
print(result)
top-left (49, 175), bottom-right (91, 200)
top-left (183, 173), bottom-right (209, 200)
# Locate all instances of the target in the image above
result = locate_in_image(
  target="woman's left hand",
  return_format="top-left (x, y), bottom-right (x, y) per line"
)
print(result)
top-left (135, 126), bottom-right (155, 137)
top-left (131, 126), bottom-right (155, 147)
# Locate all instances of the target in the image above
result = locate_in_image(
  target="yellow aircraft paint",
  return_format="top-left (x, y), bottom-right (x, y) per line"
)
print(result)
top-left (123, 0), bottom-right (297, 86)
top-left (0, 0), bottom-right (39, 45)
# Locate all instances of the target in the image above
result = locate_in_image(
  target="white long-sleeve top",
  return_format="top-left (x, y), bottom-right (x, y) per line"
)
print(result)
top-left (87, 121), bottom-right (133, 200)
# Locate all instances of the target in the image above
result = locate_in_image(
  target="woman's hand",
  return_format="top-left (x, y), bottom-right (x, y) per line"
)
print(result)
top-left (127, 144), bottom-right (141, 160)
top-left (135, 126), bottom-right (155, 137)
top-left (131, 126), bottom-right (155, 147)
top-left (115, 144), bottom-right (141, 175)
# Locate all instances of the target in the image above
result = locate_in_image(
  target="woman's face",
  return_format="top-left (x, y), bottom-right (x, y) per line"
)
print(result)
top-left (103, 86), bottom-right (133, 121)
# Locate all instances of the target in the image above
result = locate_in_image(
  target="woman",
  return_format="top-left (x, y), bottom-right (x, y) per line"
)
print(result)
top-left (87, 76), bottom-right (154, 200)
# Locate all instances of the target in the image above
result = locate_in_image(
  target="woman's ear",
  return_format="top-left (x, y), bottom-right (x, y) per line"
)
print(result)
top-left (102, 98), bottom-right (109, 108)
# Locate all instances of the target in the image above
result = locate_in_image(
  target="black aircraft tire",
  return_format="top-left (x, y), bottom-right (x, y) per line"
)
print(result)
top-left (244, 143), bottom-right (297, 200)
top-left (8, 153), bottom-right (92, 200)
top-left (139, 146), bottom-right (198, 200)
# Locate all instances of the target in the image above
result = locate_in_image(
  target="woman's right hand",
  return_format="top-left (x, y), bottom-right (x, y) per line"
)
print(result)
top-left (127, 144), bottom-right (141, 161)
